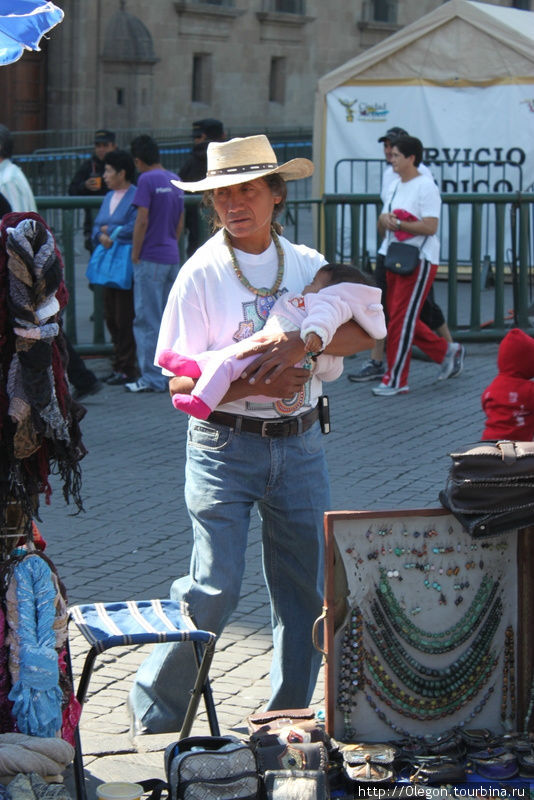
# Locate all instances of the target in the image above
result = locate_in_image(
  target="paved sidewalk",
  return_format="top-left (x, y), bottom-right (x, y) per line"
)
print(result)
top-left (38, 341), bottom-right (499, 796)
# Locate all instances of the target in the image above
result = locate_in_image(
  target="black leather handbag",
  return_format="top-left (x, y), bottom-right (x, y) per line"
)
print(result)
top-left (440, 440), bottom-right (534, 537)
top-left (384, 241), bottom-right (421, 275)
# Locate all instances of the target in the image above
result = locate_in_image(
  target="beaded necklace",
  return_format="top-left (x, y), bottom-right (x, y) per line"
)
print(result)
top-left (365, 652), bottom-right (498, 718)
top-left (364, 596), bottom-right (502, 715)
top-left (364, 685), bottom-right (495, 740)
top-left (224, 227), bottom-right (284, 297)
top-left (501, 625), bottom-right (516, 730)
top-left (337, 601), bottom-right (503, 740)
top-left (375, 571), bottom-right (500, 654)
top-left (365, 643), bottom-right (498, 700)
top-left (523, 670), bottom-right (534, 733)
top-left (366, 607), bottom-right (500, 691)
top-left (337, 607), bottom-right (364, 741)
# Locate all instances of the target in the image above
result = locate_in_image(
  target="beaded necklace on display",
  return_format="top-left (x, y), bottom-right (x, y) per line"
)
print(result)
top-left (337, 600), bottom-right (503, 739)
top-left (363, 598), bottom-right (502, 715)
top-left (365, 643), bottom-right (498, 700)
top-left (501, 625), bottom-right (516, 730)
top-left (366, 607), bottom-right (500, 690)
top-left (337, 606), bottom-right (364, 741)
top-left (365, 651), bottom-right (498, 719)
top-left (364, 685), bottom-right (495, 740)
top-left (523, 670), bottom-right (534, 733)
top-left (224, 227), bottom-right (284, 297)
top-left (375, 571), bottom-right (500, 653)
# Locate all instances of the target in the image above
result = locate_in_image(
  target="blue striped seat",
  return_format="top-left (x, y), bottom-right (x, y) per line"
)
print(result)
top-left (70, 599), bottom-right (213, 651)
top-left (68, 599), bottom-right (219, 800)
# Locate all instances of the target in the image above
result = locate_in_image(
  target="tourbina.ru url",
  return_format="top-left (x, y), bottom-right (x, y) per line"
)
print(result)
top-left (353, 787), bottom-right (530, 798)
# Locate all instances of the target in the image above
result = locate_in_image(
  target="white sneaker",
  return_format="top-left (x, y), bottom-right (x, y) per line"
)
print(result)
top-left (450, 343), bottom-right (466, 378)
top-left (372, 383), bottom-right (409, 397)
top-left (437, 343), bottom-right (465, 381)
top-left (124, 379), bottom-right (154, 393)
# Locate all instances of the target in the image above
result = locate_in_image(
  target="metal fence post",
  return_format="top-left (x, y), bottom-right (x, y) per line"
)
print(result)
top-left (61, 207), bottom-right (76, 343)
top-left (493, 203), bottom-right (506, 330)
top-left (517, 198), bottom-right (531, 329)
top-left (470, 202), bottom-right (482, 330)
top-left (447, 203), bottom-right (459, 331)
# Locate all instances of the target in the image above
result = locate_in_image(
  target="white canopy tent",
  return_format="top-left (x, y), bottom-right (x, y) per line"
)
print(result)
top-left (313, 0), bottom-right (534, 200)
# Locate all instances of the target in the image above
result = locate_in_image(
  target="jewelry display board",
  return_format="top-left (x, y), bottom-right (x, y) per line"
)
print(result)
top-left (324, 508), bottom-right (534, 743)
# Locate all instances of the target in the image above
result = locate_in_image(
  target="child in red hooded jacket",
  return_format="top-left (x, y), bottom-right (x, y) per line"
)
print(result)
top-left (481, 328), bottom-right (534, 441)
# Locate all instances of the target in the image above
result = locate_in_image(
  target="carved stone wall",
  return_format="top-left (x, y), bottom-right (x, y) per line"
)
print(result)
top-left (43, 0), bottom-right (523, 138)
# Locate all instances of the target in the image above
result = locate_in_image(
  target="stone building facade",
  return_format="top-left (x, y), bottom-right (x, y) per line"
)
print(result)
top-left (1, 0), bottom-right (531, 149)
top-left (42, 0), bottom-right (530, 140)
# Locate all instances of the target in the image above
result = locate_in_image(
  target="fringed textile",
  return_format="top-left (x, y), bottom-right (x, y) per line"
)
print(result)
top-left (0, 212), bottom-right (86, 541)
top-left (0, 607), bottom-right (14, 733)
top-left (6, 554), bottom-right (63, 737)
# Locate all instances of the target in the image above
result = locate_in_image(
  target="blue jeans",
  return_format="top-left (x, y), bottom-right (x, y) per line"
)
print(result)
top-left (133, 259), bottom-right (179, 391)
top-left (130, 417), bottom-right (330, 732)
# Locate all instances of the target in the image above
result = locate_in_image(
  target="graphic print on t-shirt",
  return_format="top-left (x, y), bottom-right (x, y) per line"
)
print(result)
top-left (232, 291), bottom-right (284, 342)
top-left (234, 289), bottom-right (310, 415)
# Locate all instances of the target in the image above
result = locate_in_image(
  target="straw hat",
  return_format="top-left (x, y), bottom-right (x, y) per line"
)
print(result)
top-left (171, 134), bottom-right (314, 192)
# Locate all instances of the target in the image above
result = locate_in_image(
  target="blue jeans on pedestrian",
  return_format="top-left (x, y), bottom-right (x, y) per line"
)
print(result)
top-left (133, 259), bottom-right (179, 391)
top-left (129, 416), bottom-right (330, 733)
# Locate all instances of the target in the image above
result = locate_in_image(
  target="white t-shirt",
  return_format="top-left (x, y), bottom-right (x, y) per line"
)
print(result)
top-left (380, 162), bottom-right (434, 205)
top-left (0, 159), bottom-right (37, 213)
top-left (156, 229), bottom-right (327, 418)
top-left (379, 174), bottom-right (441, 265)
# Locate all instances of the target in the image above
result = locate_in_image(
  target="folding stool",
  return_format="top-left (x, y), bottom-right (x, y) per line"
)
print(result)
top-left (68, 599), bottom-right (220, 800)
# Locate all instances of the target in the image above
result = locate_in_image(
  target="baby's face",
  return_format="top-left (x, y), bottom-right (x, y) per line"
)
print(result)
top-left (302, 270), bottom-right (331, 295)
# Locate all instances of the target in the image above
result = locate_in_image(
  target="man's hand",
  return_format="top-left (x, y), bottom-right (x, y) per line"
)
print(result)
top-left (168, 367), bottom-right (310, 403)
top-left (229, 368), bottom-right (310, 399)
top-left (237, 331), bottom-right (306, 385)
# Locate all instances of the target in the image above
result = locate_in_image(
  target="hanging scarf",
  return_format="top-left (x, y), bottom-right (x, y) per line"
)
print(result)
top-left (0, 212), bottom-right (86, 538)
top-left (5, 554), bottom-right (63, 737)
top-left (0, 607), bottom-right (14, 733)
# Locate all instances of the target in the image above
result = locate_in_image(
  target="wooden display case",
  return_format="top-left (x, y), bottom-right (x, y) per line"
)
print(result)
top-left (322, 508), bottom-right (534, 742)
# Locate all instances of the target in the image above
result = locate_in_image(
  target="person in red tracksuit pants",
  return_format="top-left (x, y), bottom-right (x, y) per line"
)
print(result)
top-left (372, 136), bottom-right (465, 397)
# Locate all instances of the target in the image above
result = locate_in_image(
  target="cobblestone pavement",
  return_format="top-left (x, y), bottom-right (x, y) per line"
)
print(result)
top-left (39, 340), bottom-right (499, 795)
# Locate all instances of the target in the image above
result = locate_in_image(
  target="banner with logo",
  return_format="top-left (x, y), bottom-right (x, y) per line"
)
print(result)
top-left (325, 83), bottom-right (534, 194)
top-left (324, 83), bottom-right (534, 261)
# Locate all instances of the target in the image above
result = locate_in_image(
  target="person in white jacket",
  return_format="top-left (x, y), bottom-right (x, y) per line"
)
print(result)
top-left (0, 126), bottom-right (37, 213)
top-left (159, 262), bottom-right (387, 419)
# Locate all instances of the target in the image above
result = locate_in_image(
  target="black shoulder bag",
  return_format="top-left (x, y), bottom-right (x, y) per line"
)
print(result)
top-left (384, 184), bottom-right (427, 275)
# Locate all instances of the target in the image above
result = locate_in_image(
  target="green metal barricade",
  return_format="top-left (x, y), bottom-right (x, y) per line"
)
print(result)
top-left (322, 192), bottom-right (534, 341)
top-left (34, 192), bottom-right (533, 351)
top-left (35, 195), bottom-right (210, 353)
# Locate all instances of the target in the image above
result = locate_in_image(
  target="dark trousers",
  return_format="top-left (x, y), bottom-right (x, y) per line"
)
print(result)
top-left (65, 335), bottom-right (98, 392)
top-left (103, 286), bottom-right (137, 377)
top-left (185, 205), bottom-right (200, 259)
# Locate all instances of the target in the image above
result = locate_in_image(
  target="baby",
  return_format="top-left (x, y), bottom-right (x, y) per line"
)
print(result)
top-left (159, 263), bottom-right (387, 420)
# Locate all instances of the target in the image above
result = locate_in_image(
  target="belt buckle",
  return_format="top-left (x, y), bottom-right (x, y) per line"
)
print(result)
top-left (261, 420), bottom-right (274, 437)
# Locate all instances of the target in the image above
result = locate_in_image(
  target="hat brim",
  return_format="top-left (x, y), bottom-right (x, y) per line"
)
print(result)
top-left (171, 157), bottom-right (314, 192)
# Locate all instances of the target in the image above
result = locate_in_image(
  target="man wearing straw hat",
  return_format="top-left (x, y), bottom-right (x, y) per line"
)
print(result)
top-left (128, 134), bottom-right (374, 733)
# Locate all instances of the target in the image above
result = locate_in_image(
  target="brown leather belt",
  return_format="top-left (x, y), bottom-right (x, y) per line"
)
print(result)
top-left (207, 406), bottom-right (319, 438)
